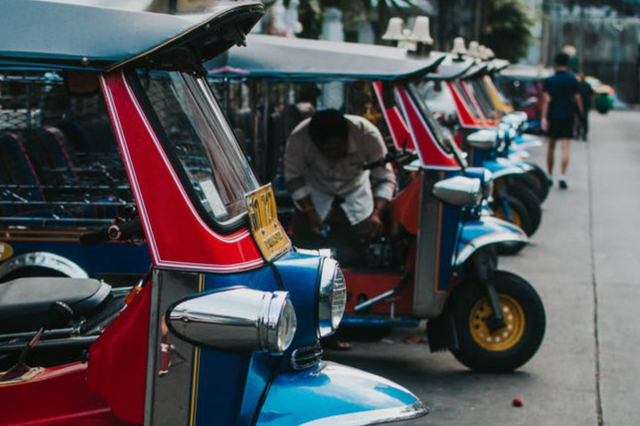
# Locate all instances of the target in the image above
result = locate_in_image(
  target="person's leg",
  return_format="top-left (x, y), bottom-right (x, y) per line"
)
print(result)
top-left (546, 137), bottom-right (557, 179)
top-left (560, 138), bottom-right (571, 174)
top-left (558, 138), bottom-right (571, 189)
top-left (584, 111), bottom-right (589, 140)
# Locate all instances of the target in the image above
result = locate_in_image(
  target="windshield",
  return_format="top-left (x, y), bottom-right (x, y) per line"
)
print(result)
top-left (467, 79), bottom-right (498, 120)
top-left (133, 71), bottom-right (260, 226)
top-left (452, 80), bottom-right (483, 121)
top-left (407, 82), bottom-right (467, 167)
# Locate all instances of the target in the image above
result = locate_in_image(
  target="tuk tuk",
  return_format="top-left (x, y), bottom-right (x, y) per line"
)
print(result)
top-left (0, 2), bottom-right (429, 425)
top-left (208, 35), bottom-right (546, 372)
top-left (419, 55), bottom-right (546, 239)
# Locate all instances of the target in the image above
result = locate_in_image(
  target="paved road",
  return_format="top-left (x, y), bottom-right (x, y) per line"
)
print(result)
top-left (325, 111), bottom-right (640, 426)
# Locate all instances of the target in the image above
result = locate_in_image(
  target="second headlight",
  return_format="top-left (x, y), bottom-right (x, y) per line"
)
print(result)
top-left (317, 258), bottom-right (347, 338)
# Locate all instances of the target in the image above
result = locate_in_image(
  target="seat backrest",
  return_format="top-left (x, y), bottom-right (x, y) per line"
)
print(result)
top-left (0, 277), bottom-right (111, 333)
top-left (0, 131), bottom-right (45, 201)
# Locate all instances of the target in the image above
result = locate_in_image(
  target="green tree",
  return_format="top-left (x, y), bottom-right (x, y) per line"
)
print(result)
top-left (481, 0), bottom-right (533, 62)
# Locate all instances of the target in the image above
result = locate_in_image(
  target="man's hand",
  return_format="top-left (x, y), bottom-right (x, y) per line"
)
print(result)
top-left (307, 209), bottom-right (327, 236)
top-left (364, 209), bottom-right (384, 238)
top-left (541, 117), bottom-right (549, 132)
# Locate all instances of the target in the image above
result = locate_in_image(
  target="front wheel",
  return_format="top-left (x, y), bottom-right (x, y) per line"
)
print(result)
top-left (450, 271), bottom-right (546, 372)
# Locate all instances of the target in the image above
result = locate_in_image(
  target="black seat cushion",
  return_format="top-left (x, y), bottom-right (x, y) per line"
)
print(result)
top-left (0, 278), bottom-right (111, 333)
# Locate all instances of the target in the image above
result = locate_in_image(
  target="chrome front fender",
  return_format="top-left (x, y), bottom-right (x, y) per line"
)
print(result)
top-left (255, 361), bottom-right (427, 426)
top-left (456, 217), bottom-right (528, 266)
top-left (514, 133), bottom-right (543, 149)
top-left (485, 158), bottom-right (526, 180)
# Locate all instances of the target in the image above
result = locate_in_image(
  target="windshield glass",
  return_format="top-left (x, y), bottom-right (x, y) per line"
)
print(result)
top-left (133, 71), bottom-right (260, 225)
top-left (409, 82), bottom-right (468, 167)
top-left (468, 79), bottom-right (498, 119)
top-left (452, 80), bottom-right (483, 121)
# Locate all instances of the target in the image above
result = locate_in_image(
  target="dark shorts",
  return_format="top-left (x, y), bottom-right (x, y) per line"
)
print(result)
top-left (548, 118), bottom-right (574, 139)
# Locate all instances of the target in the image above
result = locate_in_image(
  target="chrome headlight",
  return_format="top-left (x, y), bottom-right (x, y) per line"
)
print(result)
top-left (167, 288), bottom-right (297, 354)
top-left (482, 169), bottom-right (494, 200)
top-left (432, 176), bottom-right (483, 206)
top-left (467, 129), bottom-right (497, 149)
top-left (317, 258), bottom-right (347, 338)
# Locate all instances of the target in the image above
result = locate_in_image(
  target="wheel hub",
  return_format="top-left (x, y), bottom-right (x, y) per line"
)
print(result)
top-left (469, 294), bottom-right (525, 352)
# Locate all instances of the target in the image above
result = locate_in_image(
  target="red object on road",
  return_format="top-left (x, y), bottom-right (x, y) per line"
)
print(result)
top-left (512, 398), bottom-right (524, 407)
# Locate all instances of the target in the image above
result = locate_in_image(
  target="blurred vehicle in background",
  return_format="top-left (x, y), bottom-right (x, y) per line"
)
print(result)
top-left (585, 76), bottom-right (615, 114)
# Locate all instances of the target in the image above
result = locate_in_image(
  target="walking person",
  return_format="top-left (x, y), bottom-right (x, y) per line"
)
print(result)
top-left (577, 73), bottom-right (594, 141)
top-left (541, 52), bottom-right (584, 189)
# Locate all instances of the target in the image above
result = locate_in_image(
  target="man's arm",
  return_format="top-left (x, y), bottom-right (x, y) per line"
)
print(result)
top-left (541, 92), bottom-right (550, 132)
top-left (361, 121), bottom-right (398, 236)
top-left (574, 93), bottom-right (584, 118)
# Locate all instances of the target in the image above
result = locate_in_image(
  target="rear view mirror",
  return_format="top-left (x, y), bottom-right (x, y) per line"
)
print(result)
top-left (64, 71), bottom-right (99, 96)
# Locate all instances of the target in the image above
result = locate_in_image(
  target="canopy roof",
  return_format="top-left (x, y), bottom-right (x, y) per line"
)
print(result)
top-left (460, 62), bottom-right (490, 80)
top-left (499, 64), bottom-right (552, 80)
top-left (487, 59), bottom-right (510, 74)
top-left (0, 0), bottom-right (264, 72)
top-left (206, 34), bottom-right (446, 81)
top-left (425, 54), bottom-right (475, 81)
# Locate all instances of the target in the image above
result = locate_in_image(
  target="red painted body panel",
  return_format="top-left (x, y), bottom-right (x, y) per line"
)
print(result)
top-left (100, 72), bottom-right (264, 273)
top-left (88, 283), bottom-right (151, 424)
top-left (343, 270), bottom-right (413, 316)
top-left (0, 363), bottom-right (135, 426)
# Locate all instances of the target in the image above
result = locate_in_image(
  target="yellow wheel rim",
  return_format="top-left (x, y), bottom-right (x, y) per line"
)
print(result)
top-left (494, 206), bottom-right (522, 227)
top-left (469, 294), bottom-right (526, 352)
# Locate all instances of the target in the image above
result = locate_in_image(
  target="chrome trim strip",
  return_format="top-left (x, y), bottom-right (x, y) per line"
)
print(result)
top-left (456, 231), bottom-right (528, 266)
top-left (298, 401), bottom-right (428, 426)
top-left (0, 252), bottom-right (88, 279)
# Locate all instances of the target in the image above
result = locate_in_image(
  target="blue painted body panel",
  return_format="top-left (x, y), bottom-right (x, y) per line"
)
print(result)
top-left (256, 361), bottom-right (425, 426)
top-left (193, 251), bottom-right (321, 426)
top-left (0, 239), bottom-right (150, 276)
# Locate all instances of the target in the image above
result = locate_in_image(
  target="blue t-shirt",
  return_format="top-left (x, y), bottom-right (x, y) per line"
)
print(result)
top-left (543, 71), bottom-right (580, 120)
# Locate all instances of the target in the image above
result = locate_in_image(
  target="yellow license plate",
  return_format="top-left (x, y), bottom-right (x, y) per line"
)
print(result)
top-left (245, 185), bottom-right (291, 262)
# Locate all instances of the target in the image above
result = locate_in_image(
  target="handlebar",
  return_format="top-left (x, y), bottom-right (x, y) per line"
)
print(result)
top-left (363, 151), bottom-right (418, 170)
top-left (80, 218), bottom-right (143, 247)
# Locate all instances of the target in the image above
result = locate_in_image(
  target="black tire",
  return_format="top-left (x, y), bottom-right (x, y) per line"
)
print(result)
top-left (450, 270), bottom-right (546, 372)
top-left (492, 195), bottom-right (532, 235)
top-left (497, 240), bottom-right (527, 256)
top-left (526, 164), bottom-right (550, 203)
top-left (509, 185), bottom-right (542, 236)
top-left (512, 172), bottom-right (544, 203)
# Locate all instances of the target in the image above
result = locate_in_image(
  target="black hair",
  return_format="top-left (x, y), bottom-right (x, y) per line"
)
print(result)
top-left (308, 109), bottom-right (349, 146)
top-left (554, 52), bottom-right (570, 67)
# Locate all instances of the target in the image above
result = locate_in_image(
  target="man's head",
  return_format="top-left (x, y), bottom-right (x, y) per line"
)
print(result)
top-left (554, 52), bottom-right (570, 69)
top-left (309, 109), bottom-right (350, 159)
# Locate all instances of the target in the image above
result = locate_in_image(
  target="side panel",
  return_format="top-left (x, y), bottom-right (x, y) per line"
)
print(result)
top-left (412, 170), bottom-right (462, 319)
top-left (100, 72), bottom-right (263, 273)
top-left (144, 266), bottom-right (284, 426)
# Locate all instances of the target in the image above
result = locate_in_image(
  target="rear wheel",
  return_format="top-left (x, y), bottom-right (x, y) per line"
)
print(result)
top-left (526, 165), bottom-right (550, 203)
top-left (450, 271), bottom-right (546, 372)
top-left (493, 196), bottom-right (531, 232)
top-left (509, 185), bottom-right (542, 236)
